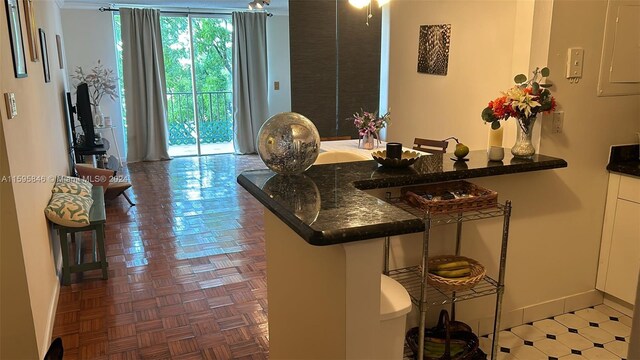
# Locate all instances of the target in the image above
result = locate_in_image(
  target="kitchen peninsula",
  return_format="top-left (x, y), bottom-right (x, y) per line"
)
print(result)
top-left (237, 149), bottom-right (567, 359)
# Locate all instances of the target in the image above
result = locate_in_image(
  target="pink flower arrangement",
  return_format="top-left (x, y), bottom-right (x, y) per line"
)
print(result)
top-left (352, 109), bottom-right (391, 138)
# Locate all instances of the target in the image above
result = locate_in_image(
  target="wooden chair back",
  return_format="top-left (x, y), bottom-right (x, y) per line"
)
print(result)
top-left (413, 138), bottom-right (449, 154)
top-left (320, 136), bottom-right (352, 141)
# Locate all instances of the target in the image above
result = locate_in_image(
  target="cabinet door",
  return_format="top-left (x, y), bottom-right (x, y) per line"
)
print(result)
top-left (604, 199), bottom-right (640, 304)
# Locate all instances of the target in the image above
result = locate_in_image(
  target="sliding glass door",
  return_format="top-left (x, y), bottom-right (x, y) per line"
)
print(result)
top-left (161, 15), bottom-right (233, 157)
top-left (191, 17), bottom-right (233, 156)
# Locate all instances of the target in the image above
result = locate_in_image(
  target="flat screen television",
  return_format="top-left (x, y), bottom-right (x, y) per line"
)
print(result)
top-left (76, 83), bottom-right (96, 148)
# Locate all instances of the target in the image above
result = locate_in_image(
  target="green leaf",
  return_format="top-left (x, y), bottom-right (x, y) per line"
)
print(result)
top-left (532, 82), bottom-right (540, 95)
top-left (514, 74), bottom-right (527, 84)
top-left (540, 67), bottom-right (550, 77)
top-left (482, 107), bottom-right (497, 122)
top-left (491, 121), bottom-right (501, 130)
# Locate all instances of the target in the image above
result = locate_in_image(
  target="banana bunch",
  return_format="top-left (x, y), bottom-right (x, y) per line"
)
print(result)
top-left (429, 260), bottom-right (471, 279)
top-left (424, 337), bottom-right (467, 358)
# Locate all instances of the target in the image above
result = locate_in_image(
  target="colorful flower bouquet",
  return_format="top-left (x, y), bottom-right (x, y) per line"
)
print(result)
top-left (352, 109), bottom-right (391, 149)
top-left (481, 67), bottom-right (557, 134)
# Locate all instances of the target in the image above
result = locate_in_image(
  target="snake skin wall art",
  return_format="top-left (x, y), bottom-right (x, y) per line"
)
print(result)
top-left (417, 24), bottom-right (451, 76)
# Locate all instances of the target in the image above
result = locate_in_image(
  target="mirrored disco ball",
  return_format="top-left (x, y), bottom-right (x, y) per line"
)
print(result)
top-left (257, 112), bottom-right (321, 175)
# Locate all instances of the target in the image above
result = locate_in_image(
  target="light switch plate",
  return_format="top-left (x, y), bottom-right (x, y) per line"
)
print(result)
top-left (4, 93), bottom-right (17, 119)
top-left (566, 47), bottom-right (584, 79)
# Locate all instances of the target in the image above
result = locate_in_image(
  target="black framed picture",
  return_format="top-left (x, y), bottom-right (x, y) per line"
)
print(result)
top-left (39, 28), bottom-right (50, 83)
top-left (5, 0), bottom-right (27, 78)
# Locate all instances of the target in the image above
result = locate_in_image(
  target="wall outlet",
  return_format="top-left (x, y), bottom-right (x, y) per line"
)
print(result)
top-left (274, 81), bottom-right (280, 91)
top-left (553, 111), bottom-right (564, 134)
top-left (4, 93), bottom-right (17, 119)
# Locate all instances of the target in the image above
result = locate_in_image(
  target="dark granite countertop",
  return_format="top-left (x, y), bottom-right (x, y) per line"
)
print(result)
top-left (607, 144), bottom-right (640, 177)
top-left (238, 149), bottom-right (567, 246)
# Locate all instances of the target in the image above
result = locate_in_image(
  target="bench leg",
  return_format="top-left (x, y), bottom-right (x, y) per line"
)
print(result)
top-left (59, 229), bottom-right (71, 285)
top-left (95, 224), bottom-right (108, 280)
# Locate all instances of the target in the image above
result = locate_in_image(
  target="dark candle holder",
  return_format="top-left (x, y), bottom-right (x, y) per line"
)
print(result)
top-left (386, 142), bottom-right (403, 159)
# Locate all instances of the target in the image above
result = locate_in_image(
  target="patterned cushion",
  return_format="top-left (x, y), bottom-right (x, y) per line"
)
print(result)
top-left (52, 176), bottom-right (93, 197)
top-left (45, 192), bottom-right (94, 227)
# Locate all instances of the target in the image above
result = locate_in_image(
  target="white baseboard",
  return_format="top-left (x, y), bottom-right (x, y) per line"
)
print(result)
top-left (475, 290), bottom-right (604, 335)
top-left (603, 294), bottom-right (634, 317)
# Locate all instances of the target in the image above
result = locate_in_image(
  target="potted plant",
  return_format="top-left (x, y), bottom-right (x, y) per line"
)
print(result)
top-left (352, 109), bottom-right (391, 150)
top-left (71, 60), bottom-right (118, 127)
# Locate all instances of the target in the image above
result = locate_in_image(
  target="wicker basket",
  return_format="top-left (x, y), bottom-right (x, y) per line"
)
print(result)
top-left (402, 181), bottom-right (497, 215)
top-left (427, 255), bottom-right (485, 292)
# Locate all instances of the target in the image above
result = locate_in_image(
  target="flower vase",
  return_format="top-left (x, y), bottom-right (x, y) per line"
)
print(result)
top-left (94, 105), bottom-right (105, 128)
top-left (511, 117), bottom-right (536, 158)
top-left (360, 133), bottom-right (375, 150)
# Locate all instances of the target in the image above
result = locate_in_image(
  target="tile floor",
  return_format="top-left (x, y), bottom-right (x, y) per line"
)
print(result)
top-left (480, 304), bottom-right (632, 360)
top-left (52, 155), bottom-right (635, 360)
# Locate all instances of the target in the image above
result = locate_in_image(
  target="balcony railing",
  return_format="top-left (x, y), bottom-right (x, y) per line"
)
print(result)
top-left (167, 91), bottom-right (233, 145)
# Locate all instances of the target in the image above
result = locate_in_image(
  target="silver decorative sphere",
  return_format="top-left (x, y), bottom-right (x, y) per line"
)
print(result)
top-left (257, 112), bottom-right (320, 175)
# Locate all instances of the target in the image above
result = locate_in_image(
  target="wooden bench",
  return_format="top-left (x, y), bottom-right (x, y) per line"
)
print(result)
top-left (53, 186), bottom-right (108, 285)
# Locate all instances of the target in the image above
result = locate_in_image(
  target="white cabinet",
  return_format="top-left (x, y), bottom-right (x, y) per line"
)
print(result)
top-left (597, 174), bottom-right (640, 305)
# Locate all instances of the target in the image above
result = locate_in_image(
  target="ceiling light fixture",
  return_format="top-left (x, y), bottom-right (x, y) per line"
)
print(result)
top-left (248, 0), bottom-right (269, 11)
top-left (349, 0), bottom-right (390, 25)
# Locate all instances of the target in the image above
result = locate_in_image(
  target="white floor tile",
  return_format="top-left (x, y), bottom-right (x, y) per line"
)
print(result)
top-left (533, 338), bottom-right (571, 357)
top-left (559, 354), bottom-right (588, 360)
top-left (479, 336), bottom-right (494, 355)
top-left (555, 313), bottom-right (590, 330)
top-left (510, 325), bottom-right (546, 342)
top-left (510, 345), bottom-right (548, 360)
top-left (619, 314), bottom-right (632, 328)
top-left (575, 308), bottom-right (610, 324)
top-left (581, 347), bottom-right (619, 360)
top-left (497, 352), bottom-right (518, 360)
top-left (556, 332), bottom-right (597, 351)
top-left (577, 326), bottom-right (616, 345)
top-left (593, 304), bottom-right (624, 319)
top-left (599, 320), bottom-right (631, 338)
top-left (604, 340), bottom-right (628, 359)
top-left (532, 318), bottom-right (569, 336)
top-left (489, 330), bottom-right (524, 349)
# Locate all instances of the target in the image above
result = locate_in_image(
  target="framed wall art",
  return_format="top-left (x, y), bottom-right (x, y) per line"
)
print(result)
top-left (39, 28), bottom-right (50, 83)
top-left (23, 0), bottom-right (38, 61)
top-left (417, 24), bottom-right (451, 76)
top-left (56, 34), bottom-right (64, 69)
top-left (5, 0), bottom-right (27, 77)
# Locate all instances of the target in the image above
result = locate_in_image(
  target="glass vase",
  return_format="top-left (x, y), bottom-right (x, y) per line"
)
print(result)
top-left (94, 105), bottom-right (105, 128)
top-left (360, 133), bottom-right (375, 150)
top-left (511, 117), bottom-right (536, 158)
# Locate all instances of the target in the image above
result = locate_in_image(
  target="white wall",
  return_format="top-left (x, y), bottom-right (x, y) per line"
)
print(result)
top-left (266, 15), bottom-right (292, 116)
top-left (61, 9), bottom-right (126, 161)
top-left (387, 0), bottom-right (640, 323)
top-left (1, 1), bottom-right (70, 357)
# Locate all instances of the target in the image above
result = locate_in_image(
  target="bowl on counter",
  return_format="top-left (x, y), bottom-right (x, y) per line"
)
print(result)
top-left (371, 150), bottom-right (422, 168)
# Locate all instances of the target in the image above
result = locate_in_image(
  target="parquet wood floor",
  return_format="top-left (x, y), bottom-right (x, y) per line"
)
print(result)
top-left (52, 155), bottom-right (270, 360)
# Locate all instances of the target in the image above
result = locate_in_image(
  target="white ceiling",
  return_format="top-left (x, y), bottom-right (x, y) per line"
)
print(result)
top-left (62, 0), bottom-right (288, 15)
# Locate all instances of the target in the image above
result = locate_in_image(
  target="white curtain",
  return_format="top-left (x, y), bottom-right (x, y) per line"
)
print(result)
top-left (232, 12), bottom-right (269, 154)
top-left (120, 8), bottom-right (171, 162)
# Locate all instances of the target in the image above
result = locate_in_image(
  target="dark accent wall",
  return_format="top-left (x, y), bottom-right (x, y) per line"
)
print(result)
top-left (289, 0), bottom-right (381, 138)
